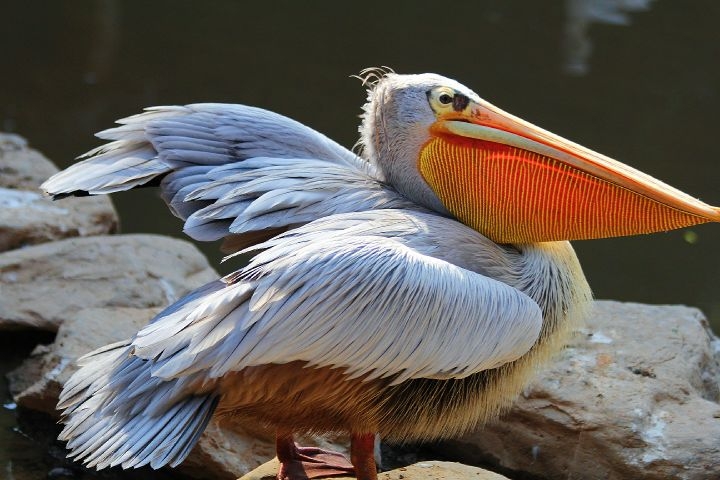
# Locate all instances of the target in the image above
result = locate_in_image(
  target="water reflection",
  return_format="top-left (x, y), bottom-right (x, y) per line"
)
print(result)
top-left (84, 0), bottom-right (122, 86)
top-left (563, 0), bottom-right (654, 75)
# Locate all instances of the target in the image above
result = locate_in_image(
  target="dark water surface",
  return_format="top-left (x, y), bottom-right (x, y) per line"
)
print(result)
top-left (1, 1), bottom-right (719, 478)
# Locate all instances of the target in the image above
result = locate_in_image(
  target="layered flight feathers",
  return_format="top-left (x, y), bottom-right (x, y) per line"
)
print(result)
top-left (57, 209), bottom-right (544, 470)
top-left (41, 103), bottom-right (412, 249)
top-left (131, 210), bottom-right (543, 386)
top-left (57, 341), bottom-right (218, 470)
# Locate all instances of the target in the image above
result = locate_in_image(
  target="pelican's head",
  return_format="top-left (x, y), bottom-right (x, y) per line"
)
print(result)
top-left (359, 70), bottom-right (719, 244)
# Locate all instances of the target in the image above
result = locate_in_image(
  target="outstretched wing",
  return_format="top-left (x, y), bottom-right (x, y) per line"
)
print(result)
top-left (130, 209), bottom-right (543, 387)
top-left (41, 104), bottom-right (413, 250)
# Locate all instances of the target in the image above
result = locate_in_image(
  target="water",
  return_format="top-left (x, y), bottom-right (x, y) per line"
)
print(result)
top-left (1, 1), bottom-right (719, 478)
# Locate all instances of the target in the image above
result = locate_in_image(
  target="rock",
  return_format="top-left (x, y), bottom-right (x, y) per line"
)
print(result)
top-left (180, 420), bottom-right (277, 480)
top-left (238, 459), bottom-right (510, 480)
top-left (441, 301), bottom-right (720, 480)
top-left (0, 132), bottom-right (118, 252)
top-left (0, 234), bottom-right (216, 331)
top-left (379, 461), bottom-right (510, 480)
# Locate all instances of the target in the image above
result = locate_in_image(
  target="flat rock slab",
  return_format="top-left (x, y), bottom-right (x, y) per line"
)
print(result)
top-left (239, 459), bottom-right (510, 480)
top-left (443, 300), bottom-right (720, 480)
top-left (0, 234), bottom-right (216, 331)
top-left (0, 133), bottom-right (118, 252)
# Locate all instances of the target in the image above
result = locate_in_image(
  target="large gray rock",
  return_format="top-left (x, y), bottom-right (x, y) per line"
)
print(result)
top-left (442, 301), bottom-right (720, 480)
top-left (0, 234), bottom-right (216, 331)
top-left (0, 133), bottom-right (118, 252)
top-left (181, 421), bottom-right (277, 480)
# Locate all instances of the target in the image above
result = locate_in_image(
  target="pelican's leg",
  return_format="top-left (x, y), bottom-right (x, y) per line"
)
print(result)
top-left (275, 431), bottom-right (355, 480)
top-left (350, 433), bottom-right (378, 480)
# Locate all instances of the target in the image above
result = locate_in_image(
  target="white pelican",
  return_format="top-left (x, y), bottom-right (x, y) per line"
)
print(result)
top-left (42, 69), bottom-right (719, 480)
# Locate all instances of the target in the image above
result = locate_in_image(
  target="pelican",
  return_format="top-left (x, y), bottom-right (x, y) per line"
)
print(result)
top-left (42, 69), bottom-right (719, 480)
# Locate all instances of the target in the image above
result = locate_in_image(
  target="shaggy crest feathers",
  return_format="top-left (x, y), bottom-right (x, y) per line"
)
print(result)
top-left (352, 66), bottom-right (396, 87)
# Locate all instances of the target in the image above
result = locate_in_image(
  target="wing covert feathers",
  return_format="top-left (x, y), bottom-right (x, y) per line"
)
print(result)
top-left (131, 210), bottom-right (543, 385)
top-left (57, 210), bottom-right (588, 465)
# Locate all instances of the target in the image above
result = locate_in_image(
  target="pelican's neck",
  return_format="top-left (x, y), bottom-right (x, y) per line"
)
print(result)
top-left (513, 241), bottom-right (593, 342)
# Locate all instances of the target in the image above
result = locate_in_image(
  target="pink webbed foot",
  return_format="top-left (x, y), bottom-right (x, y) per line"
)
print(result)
top-left (276, 435), bottom-right (354, 480)
top-left (275, 433), bottom-right (377, 480)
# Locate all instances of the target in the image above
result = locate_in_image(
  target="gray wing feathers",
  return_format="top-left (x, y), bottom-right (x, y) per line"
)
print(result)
top-left (42, 103), bottom-right (404, 249)
top-left (57, 211), bottom-right (541, 470)
top-left (182, 158), bottom-right (415, 241)
top-left (41, 143), bottom-right (168, 196)
top-left (58, 341), bottom-right (219, 470)
top-left (159, 165), bottom-right (216, 219)
top-left (131, 210), bottom-right (543, 386)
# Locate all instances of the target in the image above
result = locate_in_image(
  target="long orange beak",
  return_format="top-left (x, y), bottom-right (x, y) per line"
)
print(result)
top-left (419, 98), bottom-right (720, 244)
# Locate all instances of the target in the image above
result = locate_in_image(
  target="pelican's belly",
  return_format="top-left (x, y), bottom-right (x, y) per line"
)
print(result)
top-left (214, 360), bottom-right (535, 442)
top-left (377, 360), bottom-right (543, 442)
top-left (216, 362), bottom-right (387, 434)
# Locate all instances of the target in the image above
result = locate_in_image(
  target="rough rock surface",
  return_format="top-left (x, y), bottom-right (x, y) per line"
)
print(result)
top-left (441, 300), bottom-right (720, 480)
top-left (181, 420), bottom-right (277, 479)
top-left (0, 234), bottom-right (216, 331)
top-left (0, 133), bottom-right (118, 252)
top-left (238, 459), bottom-right (510, 480)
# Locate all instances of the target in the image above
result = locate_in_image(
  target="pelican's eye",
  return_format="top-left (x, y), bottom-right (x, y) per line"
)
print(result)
top-left (438, 93), bottom-right (453, 105)
top-left (429, 87), bottom-right (460, 114)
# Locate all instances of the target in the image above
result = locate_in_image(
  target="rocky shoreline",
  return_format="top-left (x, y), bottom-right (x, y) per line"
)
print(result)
top-left (2, 133), bottom-right (719, 479)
